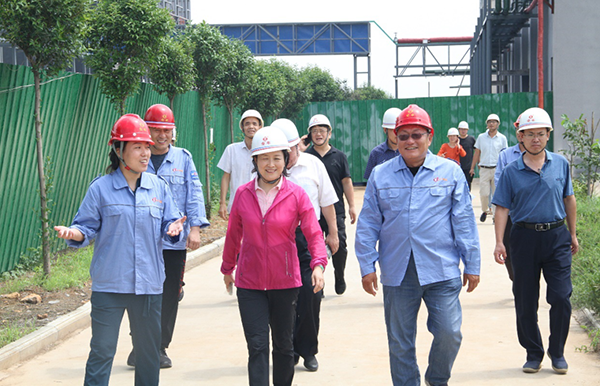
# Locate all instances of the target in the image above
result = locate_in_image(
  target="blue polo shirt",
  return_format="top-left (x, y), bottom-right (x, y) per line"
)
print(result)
top-left (492, 150), bottom-right (573, 223)
top-left (355, 152), bottom-right (480, 286)
top-left (364, 141), bottom-right (399, 180)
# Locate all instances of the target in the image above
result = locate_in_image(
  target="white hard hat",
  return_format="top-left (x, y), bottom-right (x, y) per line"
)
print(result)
top-left (382, 108), bottom-right (402, 129)
top-left (251, 126), bottom-right (290, 156)
top-left (458, 121), bottom-right (469, 129)
top-left (518, 107), bottom-right (553, 132)
top-left (447, 128), bottom-right (459, 137)
top-left (308, 114), bottom-right (332, 132)
top-left (486, 113), bottom-right (500, 123)
top-left (271, 118), bottom-right (301, 146)
top-left (239, 109), bottom-right (264, 131)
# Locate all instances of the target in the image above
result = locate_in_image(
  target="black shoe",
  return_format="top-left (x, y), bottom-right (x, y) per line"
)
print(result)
top-left (480, 212), bottom-right (487, 222)
top-left (178, 288), bottom-right (184, 302)
top-left (303, 355), bottom-right (318, 372)
top-left (160, 348), bottom-right (172, 369)
top-left (522, 359), bottom-right (542, 373)
top-left (127, 349), bottom-right (135, 367)
top-left (335, 278), bottom-right (346, 295)
top-left (547, 350), bottom-right (568, 374)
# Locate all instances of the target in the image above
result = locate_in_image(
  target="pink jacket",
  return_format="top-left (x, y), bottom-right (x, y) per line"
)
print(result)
top-left (221, 177), bottom-right (328, 290)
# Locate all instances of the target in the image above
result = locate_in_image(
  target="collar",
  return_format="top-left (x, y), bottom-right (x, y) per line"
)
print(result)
top-left (517, 149), bottom-right (552, 170)
top-left (255, 175), bottom-right (284, 192)
top-left (112, 168), bottom-right (151, 190)
top-left (510, 143), bottom-right (524, 154)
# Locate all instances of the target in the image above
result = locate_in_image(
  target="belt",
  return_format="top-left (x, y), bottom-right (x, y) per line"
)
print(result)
top-left (515, 219), bottom-right (565, 232)
top-left (479, 165), bottom-right (496, 169)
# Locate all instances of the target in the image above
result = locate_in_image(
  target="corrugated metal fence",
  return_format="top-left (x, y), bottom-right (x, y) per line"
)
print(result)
top-left (0, 62), bottom-right (552, 272)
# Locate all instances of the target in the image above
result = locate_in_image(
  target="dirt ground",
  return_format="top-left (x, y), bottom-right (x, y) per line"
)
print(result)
top-left (0, 215), bottom-right (228, 343)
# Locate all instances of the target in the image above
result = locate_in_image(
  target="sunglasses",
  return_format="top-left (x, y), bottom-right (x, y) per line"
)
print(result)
top-left (397, 132), bottom-right (429, 141)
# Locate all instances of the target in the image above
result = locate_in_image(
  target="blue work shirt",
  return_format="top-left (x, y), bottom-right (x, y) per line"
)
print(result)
top-left (494, 144), bottom-right (523, 186)
top-left (355, 152), bottom-right (481, 286)
top-left (66, 169), bottom-right (181, 295)
top-left (364, 141), bottom-right (399, 180)
top-left (492, 150), bottom-right (573, 223)
top-left (147, 145), bottom-right (210, 249)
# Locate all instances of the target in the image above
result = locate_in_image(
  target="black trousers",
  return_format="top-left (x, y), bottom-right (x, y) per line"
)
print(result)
top-left (502, 216), bottom-right (514, 281)
top-left (293, 227), bottom-right (323, 358)
top-left (161, 249), bottom-right (186, 349)
top-left (510, 224), bottom-right (572, 361)
top-left (237, 287), bottom-right (300, 386)
top-left (461, 168), bottom-right (474, 191)
top-left (319, 213), bottom-right (348, 283)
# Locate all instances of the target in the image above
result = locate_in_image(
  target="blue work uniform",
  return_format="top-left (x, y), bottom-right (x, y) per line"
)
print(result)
top-left (355, 152), bottom-right (480, 386)
top-left (146, 145), bottom-right (210, 351)
top-left (66, 168), bottom-right (181, 386)
top-left (493, 150), bottom-right (574, 363)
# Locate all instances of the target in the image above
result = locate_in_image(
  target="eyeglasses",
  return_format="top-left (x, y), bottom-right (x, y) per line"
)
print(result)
top-left (311, 128), bottom-right (329, 134)
top-left (523, 132), bottom-right (548, 139)
top-left (397, 132), bottom-right (429, 141)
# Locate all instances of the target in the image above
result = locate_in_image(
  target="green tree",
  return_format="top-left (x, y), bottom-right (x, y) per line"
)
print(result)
top-left (0, 0), bottom-right (90, 276)
top-left (149, 34), bottom-right (195, 110)
top-left (242, 59), bottom-right (287, 119)
top-left (214, 37), bottom-right (255, 143)
top-left (187, 22), bottom-right (228, 216)
top-left (269, 60), bottom-right (312, 119)
top-left (301, 65), bottom-right (347, 102)
top-left (561, 113), bottom-right (600, 197)
top-left (347, 84), bottom-right (391, 100)
top-left (86, 0), bottom-right (174, 115)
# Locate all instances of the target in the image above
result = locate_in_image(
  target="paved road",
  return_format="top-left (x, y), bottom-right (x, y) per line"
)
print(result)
top-left (1, 182), bottom-right (599, 385)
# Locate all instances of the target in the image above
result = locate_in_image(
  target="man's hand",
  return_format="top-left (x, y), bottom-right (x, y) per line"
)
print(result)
top-left (186, 226), bottom-right (201, 250)
top-left (571, 236), bottom-right (580, 255)
top-left (463, 274), bottom-right (480, 293)
top-left (325, 233), bottom-right (339, 255)
top-left (218, 203), bottom-right (228, 221)
top-left (348, 206), bottom-right (357, 224)
top-left (469, 168), bottom-right (475, 176)
top-left (362, 272), bottom-right (378, 296)
top-left (493, 242), bottom-right (507, 265)
top-left (298, 135), bottom-right (309, 152)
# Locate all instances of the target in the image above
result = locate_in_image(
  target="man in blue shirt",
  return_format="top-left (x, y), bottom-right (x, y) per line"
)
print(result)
top-left (493, 107), bottom-right (579, 375)
top-left (356, 104), bottom-right (480, 386)
top-left (363, 107), bottom-right (402, 181)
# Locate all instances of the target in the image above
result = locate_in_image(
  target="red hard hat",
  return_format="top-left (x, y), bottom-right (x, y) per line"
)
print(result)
top-left (144, 104), bottom-right (176, 129)
top-left (108, 114), bottom-right (154, 145)
top-left (395, 104), bottom-right (434, 136)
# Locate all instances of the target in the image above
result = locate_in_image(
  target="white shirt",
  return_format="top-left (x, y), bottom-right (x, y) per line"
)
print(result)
top-left (287, 152), bottom-right (338, 220)
top-left (217, 141), bottom-right (254, 211)
top-left (474, 130), bottom-right (508, 167)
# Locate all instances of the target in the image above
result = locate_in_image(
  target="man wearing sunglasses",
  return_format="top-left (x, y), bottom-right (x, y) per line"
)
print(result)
top-left (356, 104), bottom-right (481, 386)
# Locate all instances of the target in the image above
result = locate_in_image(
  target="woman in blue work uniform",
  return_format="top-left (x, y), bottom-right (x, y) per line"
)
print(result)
top-left (54, 114), bottom-right (186, 386)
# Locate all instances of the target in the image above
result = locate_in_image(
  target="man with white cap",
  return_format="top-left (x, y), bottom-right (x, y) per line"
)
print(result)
top-left (363, 107), bottom-right (402, 181)
top-left (469, 113), bottom-right (507, 222)
top-left (458, 121), bottom-right (476, 190)
top-left (217, 109), bottom-right (263, 220)
top-left (271, 118), bottom-right (338, 372)
top-left (493, 107), bottom-right (578, 374)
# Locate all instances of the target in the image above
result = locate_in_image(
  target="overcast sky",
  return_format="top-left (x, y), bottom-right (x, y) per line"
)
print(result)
top-left (190, 0), bottom-right (481, 98)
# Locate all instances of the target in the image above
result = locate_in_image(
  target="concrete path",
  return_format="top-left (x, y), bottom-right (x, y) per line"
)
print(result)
top-left (1, 182), bottom-right (599, 385)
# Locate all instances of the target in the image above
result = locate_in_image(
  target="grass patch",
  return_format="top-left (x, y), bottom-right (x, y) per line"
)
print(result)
top-left (0, 246), bottom-right (93, 294)
top-left (0, 320), bottom-right (36, 348)
top-left (572, 194), bottom-right (600, 315)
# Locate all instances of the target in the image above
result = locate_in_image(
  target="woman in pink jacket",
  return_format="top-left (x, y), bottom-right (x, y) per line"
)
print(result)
top-left (221, 126), bottom-right (327, 386)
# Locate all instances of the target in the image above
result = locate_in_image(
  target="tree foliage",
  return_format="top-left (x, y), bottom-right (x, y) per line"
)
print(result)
top-left (271, 61), bottom-right (312, 119)
top-left (242, 59), bottom-right (287, 119)
top-left (346, 84), bottom-right (391, 101)
top-left (149, 34), bottom-right (195, 110)
top-left (300, 66), bottom-right (348, 102)
top-left (85, 0), bottom-right (174, 115)
top-left (213, 37), bottom-right (254, 142)
top-left (0, 0), bottom-right (90, 276)
top-left (561, 113), bottom-right (600, 197)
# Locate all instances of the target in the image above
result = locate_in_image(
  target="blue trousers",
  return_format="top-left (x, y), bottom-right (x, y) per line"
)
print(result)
top-left (383, 257), bottom-right (462, 386)
top-left (237, 287), bottom-right (300, 386)
top-left (510, 224), bottom-right (572, 361)
top-left (84, 292), bottom-right (162, 386)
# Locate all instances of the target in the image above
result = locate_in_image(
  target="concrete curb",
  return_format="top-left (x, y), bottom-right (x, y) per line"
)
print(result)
top-left (0, 237), bottom-right (225, 371)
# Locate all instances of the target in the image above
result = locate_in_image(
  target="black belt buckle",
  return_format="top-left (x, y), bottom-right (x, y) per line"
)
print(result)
top-left (534, 223), bottom-right (551, 231)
